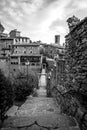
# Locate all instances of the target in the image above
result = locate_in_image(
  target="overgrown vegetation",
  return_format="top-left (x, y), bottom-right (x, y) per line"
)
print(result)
top-left (0, 70), bottom-right (38, 125)
top-left (13, 71), bottom-right (38, 101)
top-left (0, 70), bottom-right (13, 123)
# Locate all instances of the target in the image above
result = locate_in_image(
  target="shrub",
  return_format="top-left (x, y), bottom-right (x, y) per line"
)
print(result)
top-left (13, 71), bottom-right (38, 101)
top-left (0, 70), bottom-right (13, 122)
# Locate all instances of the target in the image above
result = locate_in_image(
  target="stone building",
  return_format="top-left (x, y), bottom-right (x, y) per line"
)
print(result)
top-left (0, 23), bottom-right (12, 58)
top-left (44, 43), bottom-right (64, 59)
top-left (0, 23), bottom-right (12, 77)
top-left (0, 22), bottom-right (7, 38)
top-left (0, 25), bottom-right (42, 76)
top-left (12, 42), bottom-right (40, 55)
top-left (0, 23), bottom-right (65, 79)
top-left (55, 35), bottom-right (60, 45)
top-left (9, 29), bottom-right (21, 38)
top-left (0, 37), bottom-right (13, 57)
top-left (9, 29), bottom-right (30, 45)
top-left (41, 35), bottom-right (65, 88)
top-left (10, 42), bottom-right (42, 75)
top-left (41, 35), bottom-right (65, 59)
top-left (9, 33), bottom-right (41, 75)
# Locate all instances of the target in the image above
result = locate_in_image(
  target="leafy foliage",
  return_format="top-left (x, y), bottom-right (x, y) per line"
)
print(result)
top-left (0, 69), bottom-right (13, 122)
top-left (13, 71), bottom-right (38, 101)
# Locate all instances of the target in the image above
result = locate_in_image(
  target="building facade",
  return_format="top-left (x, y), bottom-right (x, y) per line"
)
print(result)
top-left (10, 42), bottom-right (42, 75)
top-left (0, 24), bottom-right (42, 76)
top-left (0, 38), bottom-right (13, 57)
top-left (0, 23), bottom-right (65, 79)
top-left (9, 29), bottom-right (21, 38)
top-left (41, 43), bottom-right (65, 59)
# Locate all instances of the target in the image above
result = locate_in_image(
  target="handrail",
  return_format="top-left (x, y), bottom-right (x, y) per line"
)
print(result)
top-left (52, 86), bottom-right (87, 130)
top-left (52, 86), bottom-right (64, 97)
top-left (53, 86), bottom-right (76, 97)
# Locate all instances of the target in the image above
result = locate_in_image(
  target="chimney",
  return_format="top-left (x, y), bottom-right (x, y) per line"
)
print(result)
top-left (55, 35), bottom-right (60, 45)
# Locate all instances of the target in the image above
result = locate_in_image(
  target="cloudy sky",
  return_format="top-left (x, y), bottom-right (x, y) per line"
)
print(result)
top-left (0, 0), bottom-right (87, 44)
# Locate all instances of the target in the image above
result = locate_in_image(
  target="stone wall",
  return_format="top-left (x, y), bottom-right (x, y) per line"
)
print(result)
top-left (65, 16), bottom-right (87, 101)
top-left (56, 59), bottom-right (65, 86)
top-left (52, 87), bottom-right (87, 130)
top-left (65, 16), bottom-right (87, 130)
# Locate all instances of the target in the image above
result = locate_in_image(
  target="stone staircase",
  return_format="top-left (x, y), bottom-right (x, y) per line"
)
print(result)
top-left (2, 97), bottom-right (80, 130)
top-left (1, 68), bottom-right (80, 130)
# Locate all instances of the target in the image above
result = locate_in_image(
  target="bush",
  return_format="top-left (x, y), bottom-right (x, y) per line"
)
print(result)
top-left (0, 70), bottom-right (13, 122)
top-left (13, 71), bottom-right (38, 101)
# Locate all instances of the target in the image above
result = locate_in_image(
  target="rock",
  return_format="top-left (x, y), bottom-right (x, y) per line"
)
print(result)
top-left (5, 106), bottom-right (18, 117)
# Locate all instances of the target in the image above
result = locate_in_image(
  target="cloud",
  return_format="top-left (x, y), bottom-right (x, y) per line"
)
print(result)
top-left (0, 0), bottom-right (87, 44)
top-left (71, 0), bottom-right (87, 10)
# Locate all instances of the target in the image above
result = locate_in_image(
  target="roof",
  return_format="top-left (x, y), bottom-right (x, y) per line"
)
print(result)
top-left (0, 33), bottom-right (8, 37)
top-left (15, 36), bottom-right (30, 39)
top-left (9, 29), bottom-right (20, 33)
top-left (40, 42), bottom-right (64, 49)
top-left (0, 37), bottom-right (13, 40)
top-left (13, 43), bottom-right (40, 46)
top-left (10, 54), bottom-right (41, 57)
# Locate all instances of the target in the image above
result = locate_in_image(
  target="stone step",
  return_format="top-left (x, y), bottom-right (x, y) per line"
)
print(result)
top-left (37, 88), bottom-right (47, 97)
top-left (2, 97), bottom-right (80, 130)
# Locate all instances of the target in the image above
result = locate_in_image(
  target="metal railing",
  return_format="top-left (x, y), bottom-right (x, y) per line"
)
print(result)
top-left (52, 86), bottom-right (87, 130)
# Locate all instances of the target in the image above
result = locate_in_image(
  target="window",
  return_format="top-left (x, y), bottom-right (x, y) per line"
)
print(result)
top-left (13, 69), bottom-right (16, 71)
top-left (24, 51), bottom-right (26, 54)
top-left (31, 63), bottom-right (35, 66)
top-left (11, 56), bottom-right (18, 59)
top-left (30, 50), bottom-right (32, 54)
top-left (9, 45), bottom-right (11, 48)
top-left (11, 62), bottom-right (13, 64)
top-left (15, 62), bottom-right (18, 64)
top-left (11, 62), bottom-right (18, 65)
top-left (15, 39), bottom-right (17, 43)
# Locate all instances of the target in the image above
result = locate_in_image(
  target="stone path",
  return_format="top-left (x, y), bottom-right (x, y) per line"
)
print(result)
top-left (2, 97), bottom-right (80, 130)
top-left (38, 68), bottom-right (47, 88)
top-left (1, 69), bottom-right (80, 130)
